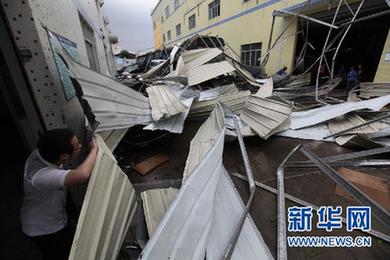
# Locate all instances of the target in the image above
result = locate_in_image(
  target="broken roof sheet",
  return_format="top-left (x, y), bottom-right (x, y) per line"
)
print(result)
top-left (183, 104), bottom-right (225, 182)
top-left (359, 82), bottom-right (390, 99)
top-left (146, 84), bottom-right (188, 121)
top-left (254, 78), bottom-right (273, 98)
top-left (143, 98), bottom-right (194, 133)
top-left (141, 107), bottom-right (272, 259)
top-left (181, 48), bottom-right (223, 73)
top-left (189, 90), bottom-right (251, 119)
top-left (276, 124), bottom-right (335, 142)
top-left (57, 46), bottom-right (152, 131)
top-left (289, 95), bottom-right (390, 130)
top-left (198, 83), bottom-right (239, 101)
top-left (240, 96), bottom-right (292, 139)
top-left (141, 188), bottom-right (179, 237)
top-left (187, 61), bottom-right (235, 86)
top-left (99, 128), bottom-right (129, 152)
top-left (69, 135), bottom-right (137, 260)
top-left (328, 114), bottom-right (389, 136)
top-left (140, 131), bottom-right (225, 260)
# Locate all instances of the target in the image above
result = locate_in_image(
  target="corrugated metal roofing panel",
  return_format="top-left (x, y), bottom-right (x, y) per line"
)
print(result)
top-left (99, 128), bottom-right (129, 151)
top-left (143, 97), bottom-right (194, 133)
top-left (57, 46), bottom-right (152, 131)
top-left (140, 127), bottom-right (272, 259)
top-left (141, 188), bottom-right (179, 236)
top-left (183, 104), bottom-right (225, 182)
top-left (187, 61), bottom-right (235, 86)
top-left (69, 135), bottom-right (137, 260)
top-left (146, 84), bottom-right (188, 121)
top-left (240, 96), bottom-right (292, 139)
top-left (140, 131), bottom-right (226, 260)
top-left (254, 78), bottom-right (273, 98)
top-left (359, 83), bottom-right (390, 99)
top-left (198, 84), bottom-right (239, 101)
top-left (290, 95), bottom-right (390, 130)
top-left (181, 48), bottom-right (222, 72)
top-left (328, 114), bottom-right (388, 135)
top-left (189, 90), bottom-right (251, 119)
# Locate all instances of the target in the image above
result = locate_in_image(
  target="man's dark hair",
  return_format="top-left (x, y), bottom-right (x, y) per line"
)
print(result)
top-left (38, 128), bottom-right (75, 163)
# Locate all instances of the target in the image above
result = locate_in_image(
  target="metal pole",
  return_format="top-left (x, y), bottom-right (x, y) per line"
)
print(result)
top-left (315, 0), bottom-right (343, 101)
top-left (277, 145), bottom-right (303, 260)
top-left (220, 103), bottom-right (256, 260)
top-left (275, 9), bottom-right (339, 29)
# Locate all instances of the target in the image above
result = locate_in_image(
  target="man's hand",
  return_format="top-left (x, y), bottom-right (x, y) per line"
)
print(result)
top-left (89, 136), bottom-right (98, 153)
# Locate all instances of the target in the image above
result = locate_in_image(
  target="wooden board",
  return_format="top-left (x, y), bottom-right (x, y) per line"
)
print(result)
top-left (133, 154), bottom-right (170, 175)
top-left (335, 167), bottom-right (390, 211)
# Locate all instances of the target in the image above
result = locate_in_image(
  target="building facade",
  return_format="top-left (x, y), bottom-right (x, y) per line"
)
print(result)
top-left (151, 0), bottom-right (390, 82)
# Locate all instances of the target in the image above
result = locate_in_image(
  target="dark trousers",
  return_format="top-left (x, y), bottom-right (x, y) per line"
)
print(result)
top-left (30, 224), bottom-right (74, 260)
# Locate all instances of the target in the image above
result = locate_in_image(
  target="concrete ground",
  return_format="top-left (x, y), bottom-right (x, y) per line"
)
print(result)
top-left (117, 121), bottom-right (390, 260)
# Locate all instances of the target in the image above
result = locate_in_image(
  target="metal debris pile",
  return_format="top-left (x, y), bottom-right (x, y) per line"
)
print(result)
top-left (54, 29), bottom-right (390, 259)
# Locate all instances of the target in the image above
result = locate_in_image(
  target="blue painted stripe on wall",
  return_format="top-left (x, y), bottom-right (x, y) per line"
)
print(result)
top-left (166, 0), bottom-right (282, 45)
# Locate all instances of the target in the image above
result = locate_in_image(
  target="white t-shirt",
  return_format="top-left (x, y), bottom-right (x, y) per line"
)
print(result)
top-left (20, 149), bottom-right (70, 236)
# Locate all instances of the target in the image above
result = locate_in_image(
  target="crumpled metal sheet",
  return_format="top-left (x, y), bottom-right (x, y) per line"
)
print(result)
top-left (240, 96), bottom-right (292, 139)
top-left (328, 114), bottom-right (389, 135)
top-left (254, 78), bottom-right (273, 98)
top-left (359, 82), bottom-right (390, 99)
top-left (198, 84), bottom-right (239, 101)
top-left (181, 48), bottom-right (223, 73)
top-left (187, 61), bottom-right (235, 86)
top-left (99, 128), bottom-right (129, 151)
top-left (140, 106), bottom-right (272, 260)
top-left (57, 45), bottom-right (152, 131)
top-left (143, 98), bottom-right (194, 133)
top-left (276, 124), bottom-right (335, 142)
top-left (141, 188), bottom-right (179, 237)
top-left (146, 84), bottom-right (188, 121)
top-left (189, 90), bottom-right (251, 119)
top-left (289, 95), bottom-right (390, 130)
top-left (69, 135), bottom-right (137, 260)
top-left (183, 104), bottom-right (225, 182)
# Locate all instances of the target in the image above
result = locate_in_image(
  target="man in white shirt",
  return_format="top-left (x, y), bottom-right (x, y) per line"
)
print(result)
top-left (21, 128), bottom-right (98, 260)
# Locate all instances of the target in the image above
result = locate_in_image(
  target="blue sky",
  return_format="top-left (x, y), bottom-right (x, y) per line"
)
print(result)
top-left (104, 0), bottom-right (159, 52)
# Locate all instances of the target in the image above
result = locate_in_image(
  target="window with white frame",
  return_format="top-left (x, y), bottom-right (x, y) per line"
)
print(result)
top-left (79, 14), bottom-right (100, 72)
top-left (176, 23), bottom-right (181, 36)
top-left (241, 42), bottom-right (262, 67)
top-left (208, 0), bottom-right (220, 20)
top-left (188, 14), bottom-right (196, 29)
top-left (165, 6), bottom-right (170, 19)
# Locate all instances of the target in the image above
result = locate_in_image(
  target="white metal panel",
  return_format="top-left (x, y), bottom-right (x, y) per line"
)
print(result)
top-left (57, 46), bottom-right (152, 131)
top-left (328, 114), bottom-right (388, 135)
top-left (290, 95), bottom-right (390, 130)
top-left (183, 104), bottom-right (225, 182)
top-left (187, 61), bottom-right (235, 86)
top-left (198, 84), bottom-right (239, 101)
top-left (146, 84), bottom-right (188, 122)
top-left (144, 97), bottom-right (194, 133)
top-left (181, 48), bottom-right (223, 72)
top-left (69, 135), bottom-right (137, 260)
top-left (240, 96), bottom-right (292, 139)
top-left (141, 188), bottom-right (179, 236)
top-left (140, 131), bottom-right (226, 260)
top-left (359, 82), bottom-right (390, 99)
top-left (189, 90), bottom-right (251, 119)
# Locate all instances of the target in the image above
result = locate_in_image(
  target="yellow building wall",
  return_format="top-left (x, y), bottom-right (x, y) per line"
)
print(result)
top-left (151, 0), bottom-right (366, 76)
top-left (154, 15), bottom-right (164, 49)
top-left (374, 28), bottom-right (390, 82)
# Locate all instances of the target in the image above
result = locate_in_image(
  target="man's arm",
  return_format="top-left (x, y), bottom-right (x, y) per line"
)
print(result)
top-left (64, 137), bottom-right (98, 187)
